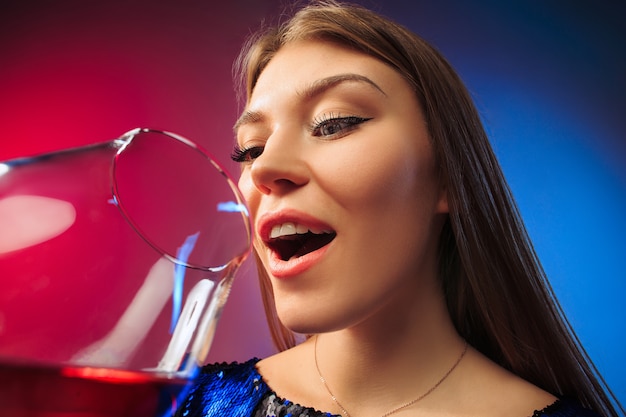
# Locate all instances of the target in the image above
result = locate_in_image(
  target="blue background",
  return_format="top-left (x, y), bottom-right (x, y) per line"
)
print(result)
top-left (373, 0), bottom-right (626, 406)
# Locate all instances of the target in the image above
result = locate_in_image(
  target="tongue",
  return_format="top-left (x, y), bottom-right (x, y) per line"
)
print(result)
top-left (272, 232), bottom-right (335, 261)
top-left (292, 233), bottom-right (335, 259)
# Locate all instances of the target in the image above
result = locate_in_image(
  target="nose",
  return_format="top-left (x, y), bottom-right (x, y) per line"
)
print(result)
top-left (249, 131), bottom-right (309, 195)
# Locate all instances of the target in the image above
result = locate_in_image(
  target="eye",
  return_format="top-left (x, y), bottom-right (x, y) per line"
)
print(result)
top-left (310, 114), bottom-right (372, 138)
top-left (231, 145), bottom-right (264, 163)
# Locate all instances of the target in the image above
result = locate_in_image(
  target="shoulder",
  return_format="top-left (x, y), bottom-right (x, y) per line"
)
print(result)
top-left (533, 399), bottom-right (604, 417)
top-left (175, 358), bottom-right (270, 417)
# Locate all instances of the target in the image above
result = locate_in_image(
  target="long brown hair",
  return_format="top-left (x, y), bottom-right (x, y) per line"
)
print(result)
top-left (233, 1), bottom-right (622, 416)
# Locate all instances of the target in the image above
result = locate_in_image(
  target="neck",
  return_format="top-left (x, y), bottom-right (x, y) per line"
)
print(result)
top-left (314, 335), bottom-right (468, 417)
top-left (310, 286), bottom-right (467, 417)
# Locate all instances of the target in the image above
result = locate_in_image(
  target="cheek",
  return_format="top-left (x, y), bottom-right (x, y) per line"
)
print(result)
top-left (237, 170), bottom-right (258, 212)
top-left (318, 140), bottom-right (434, 209)
top-left (238, 173), bottom-right (267, 260)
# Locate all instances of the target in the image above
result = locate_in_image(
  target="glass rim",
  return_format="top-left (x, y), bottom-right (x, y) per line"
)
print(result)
top-left (111, 127), bottom-right (252, 272)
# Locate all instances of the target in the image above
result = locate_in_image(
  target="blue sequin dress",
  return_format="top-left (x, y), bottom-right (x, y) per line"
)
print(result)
top-left (175, 358), bottom-right (602, 417)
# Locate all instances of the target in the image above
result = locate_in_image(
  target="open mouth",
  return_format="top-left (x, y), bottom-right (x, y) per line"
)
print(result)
top-left (268, 230), bottom-right (336, 261)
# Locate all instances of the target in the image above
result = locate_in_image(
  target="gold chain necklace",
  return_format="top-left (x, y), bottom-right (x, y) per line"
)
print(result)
top-left (314, 336), bottom-right (468, 417)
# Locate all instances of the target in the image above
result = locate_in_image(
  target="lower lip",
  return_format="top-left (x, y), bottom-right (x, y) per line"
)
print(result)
top-left (267, 243), bottom-right (331, 279)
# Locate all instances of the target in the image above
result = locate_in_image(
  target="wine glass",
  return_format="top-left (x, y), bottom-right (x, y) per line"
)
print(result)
top-left (0, 128), bottom-right (252, 416)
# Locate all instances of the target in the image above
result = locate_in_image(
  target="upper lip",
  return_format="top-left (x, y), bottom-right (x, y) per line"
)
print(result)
top-left (256, 209), bottom-right (335, 243)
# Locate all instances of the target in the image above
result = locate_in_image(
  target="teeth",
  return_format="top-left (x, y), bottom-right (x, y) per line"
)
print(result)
top-left (269, 222), bottom-right (333, 239)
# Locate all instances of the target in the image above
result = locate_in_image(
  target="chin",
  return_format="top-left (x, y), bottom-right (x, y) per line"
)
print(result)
top-left (276, 304), bottom-right (360, 335)
top-left (276, 308), bottom-right (321, 334)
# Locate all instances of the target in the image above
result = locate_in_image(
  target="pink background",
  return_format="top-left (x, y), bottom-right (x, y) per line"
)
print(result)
top-left (0, 0), bottom-right (283, 363)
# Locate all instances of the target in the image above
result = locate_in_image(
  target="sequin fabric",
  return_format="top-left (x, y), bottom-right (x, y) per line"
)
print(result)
top-left (175, 359), bottom-right (603, 417)
top-left (253, 393), bottom-right (337, 417)
top-left (175, 359), bottom-right (268, 417)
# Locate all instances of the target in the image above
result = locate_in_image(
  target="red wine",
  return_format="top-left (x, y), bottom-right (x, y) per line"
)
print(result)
top-left (0, 361), bottom-right (192, 417)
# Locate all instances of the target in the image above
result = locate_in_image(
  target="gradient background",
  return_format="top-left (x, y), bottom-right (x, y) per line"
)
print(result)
top-left (1, 0), bottom-right (624, 406)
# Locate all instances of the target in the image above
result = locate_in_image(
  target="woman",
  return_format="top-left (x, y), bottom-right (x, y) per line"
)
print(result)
top-left (177, 1), bottom-right (622, 416)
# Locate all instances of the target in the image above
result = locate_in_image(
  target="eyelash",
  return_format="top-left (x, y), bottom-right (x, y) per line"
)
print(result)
top-left (231, 145), bottom-right (263, 163)
top-left (231, 114), bottom-right (372, 163)
top-left (309, 114), bottom-right (372, 138)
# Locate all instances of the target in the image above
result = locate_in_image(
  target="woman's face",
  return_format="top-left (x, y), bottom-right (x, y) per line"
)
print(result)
top-left (235, 40), bottom-right (448, 334)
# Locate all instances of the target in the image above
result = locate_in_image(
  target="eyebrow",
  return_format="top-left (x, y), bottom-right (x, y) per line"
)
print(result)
top-left (233, 73), bottom-right (386, 132)
top-left (233, 109), bottom-right (264, 132)
top-left (299, 73), bottom-right (387, 100)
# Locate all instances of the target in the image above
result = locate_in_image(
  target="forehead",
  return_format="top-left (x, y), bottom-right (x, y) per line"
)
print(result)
top-left (249, 40), bottom-right (408, 105)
